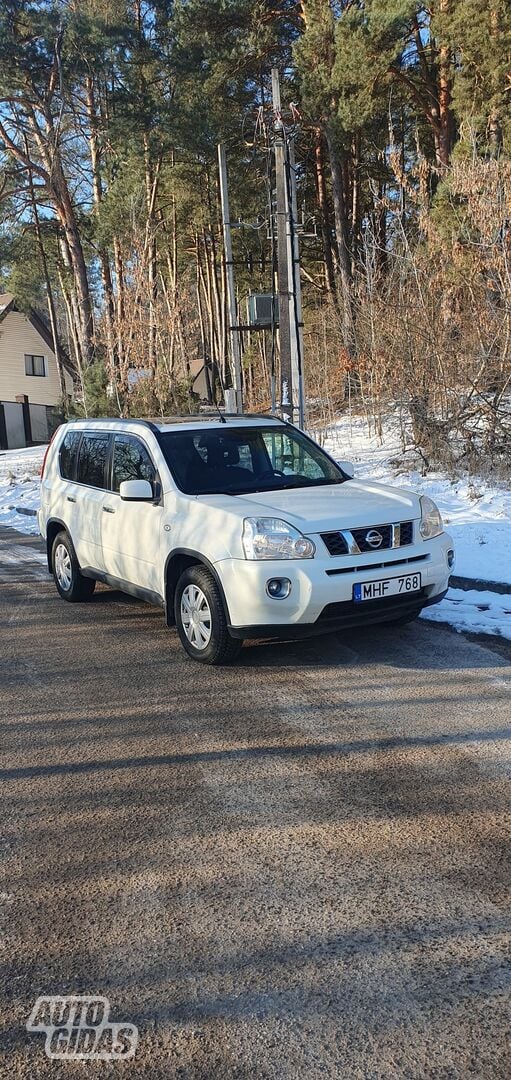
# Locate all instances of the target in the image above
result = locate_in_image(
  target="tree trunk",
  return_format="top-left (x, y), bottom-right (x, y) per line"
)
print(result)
top-left (432, 0), bottom-right (454, 170)
top-left (143, 135), bottom-right (161, 377)
top-left (196, 234), bottom-right (207, 376)
top-left (85, 76), bottom-right (117, 380)
top-left (351, 133), bottom-right (361, 275)
top-left (488, 8), bottom-right (503, 156)
top-left (28, 111), bottom-right (95, 367)
top-left (43, 153), bottom-right (95, 368)
top-left (58, 264), bottom-right (84, 402)
top-left (24, 142), bottom-right (70, 403)
top-left (113, 238), bottom-right (127, 397)
top-left (375, 183), bottom-right (387, 276)
top-left (314, 131), bottom-right (336, 294)
top-left (325, 124), bottom-right (356, 362)
top-left (0, 75), bottom-right (95, 370)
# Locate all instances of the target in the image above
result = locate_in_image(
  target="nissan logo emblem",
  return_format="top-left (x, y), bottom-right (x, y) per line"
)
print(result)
top-left (365, 529), bottom-right (383, 549)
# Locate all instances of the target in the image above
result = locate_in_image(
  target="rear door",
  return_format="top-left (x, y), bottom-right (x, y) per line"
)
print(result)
top-left (73, 431), bottom-right (111, 571)
top-left (45, 428), bottom-right (82, 542)
top-left (101, 433), bottom-right (164, 595)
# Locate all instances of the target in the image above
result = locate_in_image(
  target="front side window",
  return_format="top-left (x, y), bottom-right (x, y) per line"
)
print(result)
top-left (76, 433), bottom-right (110, 489)
top-left (159, 426), bottom-right (345, 496)
top-left (111, 435), bottom-right (156, 492)
top-left (25, 354), bottom-right (46, 377)
top-left (59, 431), bottom-right (81, 481)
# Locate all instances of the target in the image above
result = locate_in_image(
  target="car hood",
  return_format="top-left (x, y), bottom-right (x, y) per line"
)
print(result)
top-left (199, 480), bottom-right (421, 533)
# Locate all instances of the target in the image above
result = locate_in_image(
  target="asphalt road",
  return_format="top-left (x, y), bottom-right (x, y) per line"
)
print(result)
top-left (1, 524), bottom-right (510, 1079)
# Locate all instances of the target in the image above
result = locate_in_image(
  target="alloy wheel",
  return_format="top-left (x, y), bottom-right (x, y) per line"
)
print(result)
top-left (54, 543), bottom-right (72, 591)
top-left (180, 584), bottom-right (212, 650)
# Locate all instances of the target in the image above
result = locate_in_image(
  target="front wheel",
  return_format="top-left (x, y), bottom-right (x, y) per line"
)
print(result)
top-left (51, 531), bottom-right (96, 602)
top-left (174, 565), bottom-right (242, 665)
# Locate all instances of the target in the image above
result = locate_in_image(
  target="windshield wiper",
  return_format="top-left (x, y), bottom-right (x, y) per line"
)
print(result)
top-left (229, 480), bottom-right (339, 496)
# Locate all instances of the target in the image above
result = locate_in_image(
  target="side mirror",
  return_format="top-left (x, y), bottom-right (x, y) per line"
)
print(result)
top-left (119, 479), bottom-right (154, 501)
top-left (337, 460), bottom-right (355, 479)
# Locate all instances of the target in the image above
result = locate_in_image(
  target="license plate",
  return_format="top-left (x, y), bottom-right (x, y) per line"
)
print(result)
top-left (353, 573), bottom-right (422, 602)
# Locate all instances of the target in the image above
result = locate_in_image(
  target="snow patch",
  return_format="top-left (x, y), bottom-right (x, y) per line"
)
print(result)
top-left (322, 414), bottom-right (511, 587)
top-left (321, 412), bottom-right (511, 643)
top-left (0, 445), bottom-right (45, 535)
top-left (422, 588), bottom-right (511, 642)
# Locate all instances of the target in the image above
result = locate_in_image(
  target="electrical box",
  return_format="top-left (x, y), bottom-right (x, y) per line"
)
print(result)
top-left (247, 293), bottom-right (278, 328)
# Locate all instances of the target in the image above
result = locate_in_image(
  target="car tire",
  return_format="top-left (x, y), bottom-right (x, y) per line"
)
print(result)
top-left (174, 565), bottom-right (242, 665)
top-left (51, 530), bottom-right (96, 603)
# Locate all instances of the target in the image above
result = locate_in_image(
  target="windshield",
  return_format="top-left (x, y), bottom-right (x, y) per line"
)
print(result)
top-left (158, 425), bottom-right (346, 496)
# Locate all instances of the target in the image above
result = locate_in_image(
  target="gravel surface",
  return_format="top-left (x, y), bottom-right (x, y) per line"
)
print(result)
top-left (1, 526), bottom-right (510, 1079)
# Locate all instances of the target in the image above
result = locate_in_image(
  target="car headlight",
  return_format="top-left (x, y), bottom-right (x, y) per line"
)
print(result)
top-left (419, 496), bottom-right (443, 539)
top-left (242, 518), bottom-right (316, 560)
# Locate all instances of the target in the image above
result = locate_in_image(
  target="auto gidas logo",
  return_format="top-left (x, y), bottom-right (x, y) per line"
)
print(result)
top-left (26, 995), bottom-right (138, 1060)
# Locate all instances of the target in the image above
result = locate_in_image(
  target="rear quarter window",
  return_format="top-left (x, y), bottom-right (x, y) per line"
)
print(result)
top-left (59, 431), bottom-right (81, 481)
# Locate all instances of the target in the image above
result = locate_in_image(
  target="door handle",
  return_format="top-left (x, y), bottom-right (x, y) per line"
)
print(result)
top-left (67, 496), bottom-right (76, 503)
top-left (103, 506), bottom-right (116, 514)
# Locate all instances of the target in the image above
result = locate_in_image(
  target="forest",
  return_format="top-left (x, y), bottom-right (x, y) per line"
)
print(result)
top-left (0, 1), bottom-right (510, 473)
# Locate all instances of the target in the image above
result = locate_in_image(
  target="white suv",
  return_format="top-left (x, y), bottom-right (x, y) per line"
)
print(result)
top-left (39, 415), bottom-right (454, 664)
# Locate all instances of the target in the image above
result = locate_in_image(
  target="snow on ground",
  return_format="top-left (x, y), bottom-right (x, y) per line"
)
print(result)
top-left (322, 413), bottom-right (511, 586)
top-left (421, 587), bottom-right (511, 642)
top-left (0, 445), bottom-right (44, 535)
top-left (322, 412), bottom-right (511, 642)
top-left (1, 417), bottom-right (511, 642)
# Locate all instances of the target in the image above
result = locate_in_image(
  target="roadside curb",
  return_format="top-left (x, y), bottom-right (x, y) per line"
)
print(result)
top-left (449, 574), bottom-right (511, 596)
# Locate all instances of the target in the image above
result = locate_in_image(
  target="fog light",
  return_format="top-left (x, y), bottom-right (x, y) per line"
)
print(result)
top-left (447, 549), bottom-right (455, 569)
top-left (266, 578), bottom-right (292, 599)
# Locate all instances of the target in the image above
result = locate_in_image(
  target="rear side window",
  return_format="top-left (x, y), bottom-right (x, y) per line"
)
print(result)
top-left (76, 433), bottom-right (110, 489)
top-left (111, 435), bottom-right (156, 492)
top-left (59, 431), bottom-right (81, 480)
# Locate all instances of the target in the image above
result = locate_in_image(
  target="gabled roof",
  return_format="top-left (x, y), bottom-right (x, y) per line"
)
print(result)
top-left (0, 292), bottom-right (75, 378)
top-left (0, 292), bottom-right (15, 315)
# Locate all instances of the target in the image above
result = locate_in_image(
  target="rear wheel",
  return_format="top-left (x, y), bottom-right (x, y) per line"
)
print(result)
top-left (51, 531), bottom-right (96, 603)
top-left (174, 565), bottom-right (242, 665)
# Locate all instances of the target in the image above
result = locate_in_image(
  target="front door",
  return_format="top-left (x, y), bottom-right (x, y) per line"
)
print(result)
top-left (101, 433), bottom-right (163, 596)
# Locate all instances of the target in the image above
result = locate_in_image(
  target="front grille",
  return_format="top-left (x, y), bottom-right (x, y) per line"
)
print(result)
top-left (321, 520), bottom-right (414, 557)
top-left (400, 521), bottom-right (414, 545)
top-left (352, 524), bottom-right (393, 552)
top-left (322, 532), bottom-right (350, 556)
top-left (325, 553), bottom-right (428, 576)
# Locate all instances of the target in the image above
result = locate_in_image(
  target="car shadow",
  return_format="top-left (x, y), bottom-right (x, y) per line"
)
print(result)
top-left (84, 584), bottom-right (511, 671)
top-left (235, 619), bottom-right (511, 671)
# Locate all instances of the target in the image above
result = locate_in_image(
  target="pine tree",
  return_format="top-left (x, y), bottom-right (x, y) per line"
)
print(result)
top-left (448, 0), bottom-right (511, 156)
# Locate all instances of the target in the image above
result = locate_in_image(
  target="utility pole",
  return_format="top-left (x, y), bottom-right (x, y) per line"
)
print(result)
top-left (271, 68), bottom-right (293, 423)
top-left (218, 143), bottom-right (243, 413)
top-left (287, 139), bottom-right (306, 427)
top-left (271, 68), bottom-right (305, 428)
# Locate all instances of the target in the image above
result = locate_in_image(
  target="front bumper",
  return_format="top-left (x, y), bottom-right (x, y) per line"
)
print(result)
top-left (228, 588), bottom-right (447, 639)
top-left (216, 531), bottom-right (453, 637)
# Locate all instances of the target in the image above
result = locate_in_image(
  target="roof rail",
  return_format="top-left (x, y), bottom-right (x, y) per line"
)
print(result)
top-left (65, 412), bottom-right (286, 429)
top-left (146, 412), bottom-right (285, 425)
top-left (220, 412), bottom-right (282, 421)
top-left (66, 416), bottom-right (161, 432)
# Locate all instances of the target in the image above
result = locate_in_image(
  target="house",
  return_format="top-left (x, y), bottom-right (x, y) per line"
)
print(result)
top-left (0, 293), bottom-right (74, 449)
